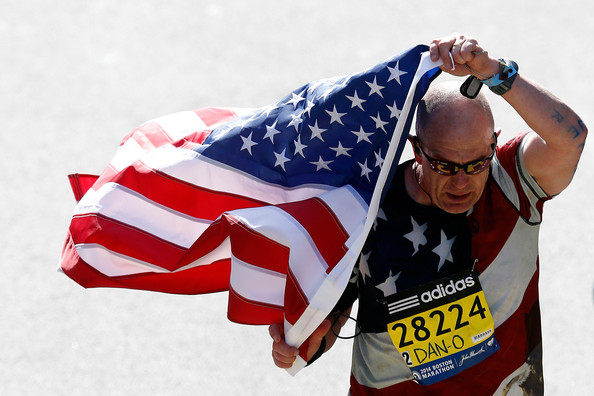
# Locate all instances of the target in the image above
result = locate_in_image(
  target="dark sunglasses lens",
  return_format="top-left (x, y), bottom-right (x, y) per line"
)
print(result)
top-left (434, 161), bottom-right (456, 175)
top-left (466, 159), bottom-right (491, 175)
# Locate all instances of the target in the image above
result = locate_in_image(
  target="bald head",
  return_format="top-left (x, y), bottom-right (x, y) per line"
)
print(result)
top-left (415, 81), bottom-right (494, 142)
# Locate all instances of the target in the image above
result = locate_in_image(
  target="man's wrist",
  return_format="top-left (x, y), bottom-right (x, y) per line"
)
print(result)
top-left (481, 58), bottom-right (519, 95)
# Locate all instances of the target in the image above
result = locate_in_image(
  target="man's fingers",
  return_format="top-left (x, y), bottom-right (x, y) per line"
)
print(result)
top-left (313, 318), bottom-right (332, 338)
top-left (306, 319), bottom-right (332, 360)
top-left (272, 343), bottom-right (299, 368)
top-left (268, 323), bottom-right (283, 343)
top-left (270, 319), bottom-right (333, 367)
top-left (269, 323), bottom-right (300, 368)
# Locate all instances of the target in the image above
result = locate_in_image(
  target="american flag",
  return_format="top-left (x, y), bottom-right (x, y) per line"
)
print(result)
top-left (60, 44), bottom-right (440, 373)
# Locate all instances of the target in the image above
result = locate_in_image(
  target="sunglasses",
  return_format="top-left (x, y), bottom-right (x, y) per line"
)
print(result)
top-left (415, 133), bottom-right (497, 176)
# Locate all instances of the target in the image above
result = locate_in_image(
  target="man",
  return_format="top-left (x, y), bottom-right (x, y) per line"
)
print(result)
top-left (269, 33), bottom-right (587, 395)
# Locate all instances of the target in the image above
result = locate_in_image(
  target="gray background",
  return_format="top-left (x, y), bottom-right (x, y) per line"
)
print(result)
top-left (2, 0), bottom-right (592, 395)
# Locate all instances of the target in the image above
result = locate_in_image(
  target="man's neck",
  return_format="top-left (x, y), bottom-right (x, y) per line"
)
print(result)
top-left (404, 161), bottom-right (433, 206)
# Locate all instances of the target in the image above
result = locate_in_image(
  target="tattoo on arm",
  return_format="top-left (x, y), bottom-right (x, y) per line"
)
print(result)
top-left (568, 119), bottom-right (587, 140)
top-left (568, 125), bottom-right (581, 139)
top-left (553, 110), bottom-right (587, 141)
top-left (552, 109), bottom-right (564, 123)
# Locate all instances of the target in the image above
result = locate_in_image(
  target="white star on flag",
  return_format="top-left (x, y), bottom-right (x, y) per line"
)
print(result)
top-left (293, 135), bottom-right (308, 158)
top-left (403, 216), bottom-right (428, 255)
top-left (288, 112), bottom-right (304, 131)
top-left (274, 148), bottom-right (290, 171)
top-left (387, 60), bottom-right (408, 85)
top-left (359, 251), bottom-right (372, 284)
top-left (304, 100), bottom-right (315, 117)
top-left (326, 105), bottom-right (346, 125)
top-left (287, 92), bottom-right (305, 108)
top-left (330, 141), bottom-right (352, 157)
top-left (310, 155), bottom-right (333, 171)
top-left (346, 90), bottom-right (366, 110)
top-left (264, 121), bottom-right (281, 143)
top-left (374, 150), bottom-right (384, 168)
top-left (366, 76), bottom-right (385, 98)
top-left (371, 112), bottom-right (389, 133)
top-left (433, 230), bottom-right (456, 271)
top-left (240, 132), bottom-right (258, 155)
top-left (351, 126), bottom-right (373, 144)
top-left (387, 101), bottom-right (402, 119)
top-left (373, 208), bottom-right (387, 231)
top-left (358, 159), bottom-right (372, 181)
top-left (309, 120), bottom-right (327, 141)
top-left (376, 270), bottom-right (401, 297)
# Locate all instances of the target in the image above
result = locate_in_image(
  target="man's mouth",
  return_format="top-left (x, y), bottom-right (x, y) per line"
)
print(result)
top-left (447, 192), bottom-right (472, 201)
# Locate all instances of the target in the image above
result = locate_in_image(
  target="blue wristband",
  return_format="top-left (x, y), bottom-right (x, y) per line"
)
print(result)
top-left (480, 58), bottom-right (519, 95)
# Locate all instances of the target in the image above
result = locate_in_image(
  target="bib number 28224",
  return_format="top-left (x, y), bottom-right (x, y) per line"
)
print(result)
top-left (386, 269), bottom-right (499, 385)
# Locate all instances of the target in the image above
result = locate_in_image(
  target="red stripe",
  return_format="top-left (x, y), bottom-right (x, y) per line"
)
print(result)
top-left (61, 232), bottom-right (231, 294)
top-left (283, 266), bottom-right (309, 326)
top-left (121, 121), bottom-right (172, 151)
top-left (176, 130), bottom-right (213, 145)
top-left (117, 108), bottom-right (239, 156)
top-left (470, 182), bottom-right (519, 272)
top-left (195, 108), bottom-right (238, 127)
top-left (68, 174), bottom-right (99, 202)
top-left (227, 285), bottom-right (284, 325)
top-left (225, 214), bottom-right (290, 274)
top-left (88, 160), bottom-right (267, 221)
top-left (70, 213), bottom-right (188, 271)
top-left (279, 197), bottom-right (349, 273)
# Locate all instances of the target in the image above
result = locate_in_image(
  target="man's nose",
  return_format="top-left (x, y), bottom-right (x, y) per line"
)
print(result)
top-left (450, 169), bottom-right (470, 189)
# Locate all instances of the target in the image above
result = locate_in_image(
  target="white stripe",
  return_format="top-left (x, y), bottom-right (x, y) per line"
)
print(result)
top-left (175, 237), bottom-right (232, 272)
top-left (229, 255), bottom-right (286, 307)
top-left (135, 145), bottom-right (333, 205)
top-left (389, 301), bottom-right (420, 314)
top-left (74, 183), bottom-right (211, 248)
top-left (388, 295), bottom-right (418, 306)
top-left (110, 137), bottom-right (146, 172)
top-left (516, 133), bottom-right (547, 222)
top-left (76, 243), bottom-right (169, 276)
top-left (388, 298), bottom-right (420, 310)
top-left (76, 237), bottom-right (232, 277)
top-left (316, 185), bottom-right (368, 237)
top-left (480, 218), bottom-right (539, 327)
top-left (151, 111), bottom-right (208, 142)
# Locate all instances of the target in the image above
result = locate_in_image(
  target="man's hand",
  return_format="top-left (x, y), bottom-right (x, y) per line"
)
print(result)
top-left (429, 32), bottom-right (499, 79)
top-left (269, 319), bottom-right (332, 369)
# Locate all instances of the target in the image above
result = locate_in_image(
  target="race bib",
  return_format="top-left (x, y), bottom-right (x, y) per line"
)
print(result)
top-left (386, 269), bottom-right (499, 385)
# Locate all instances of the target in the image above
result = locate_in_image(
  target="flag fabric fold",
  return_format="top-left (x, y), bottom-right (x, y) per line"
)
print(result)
top-left (60, 44), bottom-right (441, 374)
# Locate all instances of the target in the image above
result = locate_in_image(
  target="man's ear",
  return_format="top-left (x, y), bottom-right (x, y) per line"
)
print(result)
top-left (408, 135), bottom-right (422, 162)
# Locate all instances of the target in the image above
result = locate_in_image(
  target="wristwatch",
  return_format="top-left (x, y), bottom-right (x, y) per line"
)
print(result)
top-left (480, 58), bottom-right (519, 95)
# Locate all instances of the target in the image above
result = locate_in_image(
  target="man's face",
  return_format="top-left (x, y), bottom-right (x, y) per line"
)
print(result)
top-left (414, 116), bottom-right (495, 214)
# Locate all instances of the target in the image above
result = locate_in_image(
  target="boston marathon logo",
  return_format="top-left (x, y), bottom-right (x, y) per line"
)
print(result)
top-left (388, 275), bottom-right (476, 315)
